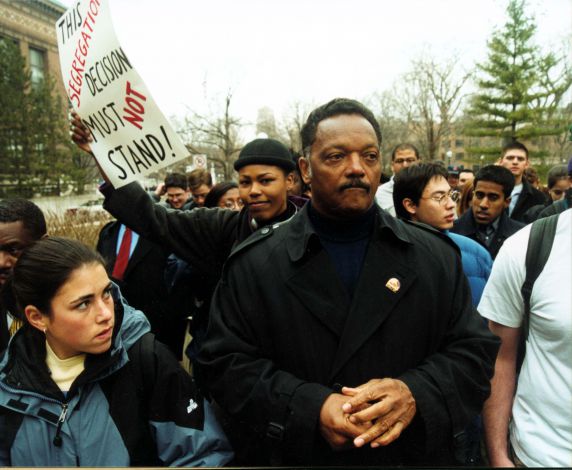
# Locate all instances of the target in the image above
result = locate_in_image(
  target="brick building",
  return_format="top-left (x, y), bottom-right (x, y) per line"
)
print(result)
top-left (0, 0), bottom-right (66, 99)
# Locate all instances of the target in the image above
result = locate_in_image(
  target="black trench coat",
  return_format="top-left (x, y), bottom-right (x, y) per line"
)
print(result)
top-left (199, 204), bottom-right (500, 466)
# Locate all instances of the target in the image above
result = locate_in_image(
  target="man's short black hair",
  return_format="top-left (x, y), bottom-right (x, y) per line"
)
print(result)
top-left (391, 143), bottom-right (420, 161)
top-left (0, 198), bottom-right (46, 240)
top-left (459, 169), bottom-right (474, 176)
top-left (300, 98), bottom-right (382, 156)
top-left (393, 163), bottom-right (449, 220)
top-left (164, 173), bottom-right (188, 191)
top-left (501, 140), bottom-right (529, 159)
top-left (474, 165), bottom-right (515, 199)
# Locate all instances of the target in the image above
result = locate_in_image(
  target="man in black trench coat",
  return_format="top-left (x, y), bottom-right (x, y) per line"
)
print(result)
top-left (198, 98), bottom-right (500, 466)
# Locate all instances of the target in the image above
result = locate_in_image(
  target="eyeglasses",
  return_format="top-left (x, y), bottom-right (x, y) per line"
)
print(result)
top-left (393, 158), bottom-right (418, 165)
top-left (421, 190), bottom-right (460, 205)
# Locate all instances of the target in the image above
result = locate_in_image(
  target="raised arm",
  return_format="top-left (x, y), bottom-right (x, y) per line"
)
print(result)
top-left (69, 112), bottom-right (237, 274)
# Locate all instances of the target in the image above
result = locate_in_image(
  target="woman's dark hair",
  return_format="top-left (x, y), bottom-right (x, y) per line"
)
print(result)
top-left (204, 182), bottom-right (238, 208)
top-left (546, 165), bottom-right (568, 189)
top-left (5, 237), bottom-right (105, 319)
top-left (457, 181), bottom-right (474, 217)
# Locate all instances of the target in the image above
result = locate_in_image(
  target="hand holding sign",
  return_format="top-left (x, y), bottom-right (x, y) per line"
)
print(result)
top-left (57, 0), bottom-right (189, 188)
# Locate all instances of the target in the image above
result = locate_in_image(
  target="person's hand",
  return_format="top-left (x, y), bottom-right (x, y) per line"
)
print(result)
top-left (154, 182), bottom-right (166, 197)
top-left (319, 393), bottom-right (373, 451)
top-left (70, 110), bottom-right (93, 154)
top-left (341, 378), bottom-right (416, 448)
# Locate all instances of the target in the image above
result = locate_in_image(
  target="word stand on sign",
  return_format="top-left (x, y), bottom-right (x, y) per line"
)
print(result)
top-left (56, 0), bottom-right (189, 188)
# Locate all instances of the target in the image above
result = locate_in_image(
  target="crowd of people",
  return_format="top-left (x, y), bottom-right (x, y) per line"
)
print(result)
top-left (0, 98), bottom-right (569, 467)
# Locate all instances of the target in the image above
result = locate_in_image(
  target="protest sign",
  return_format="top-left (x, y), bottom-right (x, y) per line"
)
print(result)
top-left (56, 0), bottom-right (189, 188)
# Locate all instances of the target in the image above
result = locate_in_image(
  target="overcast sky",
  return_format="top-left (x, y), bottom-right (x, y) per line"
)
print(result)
top-left (57, 0), bottom-right (571, 136)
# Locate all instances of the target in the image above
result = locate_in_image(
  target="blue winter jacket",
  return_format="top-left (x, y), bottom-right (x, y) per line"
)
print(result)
top-left (447, 232), bottom-right (493, 306)
top-left (0, 285), bottom-right (233, 467)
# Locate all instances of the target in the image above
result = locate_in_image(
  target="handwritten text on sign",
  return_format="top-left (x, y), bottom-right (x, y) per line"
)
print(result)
top-left (56, 0), bottom-right (189, 188)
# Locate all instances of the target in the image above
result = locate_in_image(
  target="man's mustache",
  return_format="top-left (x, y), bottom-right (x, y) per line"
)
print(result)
top-left (339, 179), bottom-right (370, 192)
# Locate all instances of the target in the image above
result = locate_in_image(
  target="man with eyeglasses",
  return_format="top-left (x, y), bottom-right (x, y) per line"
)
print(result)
top-left (393, 162), bottom-right (494, 465)
top-left (375, 143), bottom-right (419, 216)
top-left (452, 165), bottom-right (524, 259)
top-left (393, 163), bottom-right (493, 306)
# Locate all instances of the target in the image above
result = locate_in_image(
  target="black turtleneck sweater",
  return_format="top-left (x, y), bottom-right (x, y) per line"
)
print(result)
top-left (308, 204), bottom-right (376, 299)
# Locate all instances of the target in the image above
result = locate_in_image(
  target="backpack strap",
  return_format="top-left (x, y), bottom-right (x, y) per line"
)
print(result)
top-left (517, 214), bottom-right (559, 369)
top-left (129, 332), bottom-right (157, 409)
top-left (126, 332), bottom-right (162, 466)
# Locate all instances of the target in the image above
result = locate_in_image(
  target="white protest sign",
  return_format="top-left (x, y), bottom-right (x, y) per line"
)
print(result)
top-left (56, 0), bottom-right (189, 188)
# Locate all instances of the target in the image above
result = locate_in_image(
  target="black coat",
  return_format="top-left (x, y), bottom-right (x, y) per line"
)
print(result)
top-left (96, 221), bottom-right (170, 344)
top-left (510, 178), bottom-right (547, 222)
top-left (198, 205), bottom-right (500, 466)
top-left (102, 182), bottom-right (300, 286)
top-left (452, 208), bottom-right (525, 259)
top-left (538, 188), bottom-right (572, 219)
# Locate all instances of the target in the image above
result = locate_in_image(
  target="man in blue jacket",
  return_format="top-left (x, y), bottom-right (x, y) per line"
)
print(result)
top-left (393, 162), bottom-right (493, 465)
top-left (393, 162), bottom-right (493, 306)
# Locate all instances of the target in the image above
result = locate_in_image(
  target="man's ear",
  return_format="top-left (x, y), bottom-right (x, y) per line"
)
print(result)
top-left (24, 305), bottom-right (48, 333)
top-left (402, 198), bottom-right (417, 217)
top-left (298, 157), bottom-right (312, 185)
top-left (285, 172), bottom-right (295, 191)
top-left (503, 196), bottom-right (511, 209)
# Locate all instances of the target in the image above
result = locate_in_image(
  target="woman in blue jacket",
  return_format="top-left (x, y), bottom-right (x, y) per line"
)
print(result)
top-left (0, 237), bottom-right (233, 467)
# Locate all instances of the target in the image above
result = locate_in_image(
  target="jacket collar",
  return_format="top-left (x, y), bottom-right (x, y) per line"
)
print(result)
top-left (286, 204), bottom-right (412, 262)
top-left (455, 208), bottom-right (517, 237)
top-left (0, 284), bottom-right (149, 400)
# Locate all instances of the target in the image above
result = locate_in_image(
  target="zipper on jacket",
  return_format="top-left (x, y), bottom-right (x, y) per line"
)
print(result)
top-left (53, 403), bottom-right (68, 447)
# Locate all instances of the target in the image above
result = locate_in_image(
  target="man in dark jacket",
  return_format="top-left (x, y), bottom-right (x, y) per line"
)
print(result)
top-left (151, 172), bottom-right (195, 210)
top-left (0, 199), bottom-right (46, 353)
top-left (452, 165), bottom-right (524, 259)
top-left (498, 141), bottom-right (546, 222)
top-left (96, 221), bottom-right (171, 350)
top-left (198, 99), bottom-right (499, 466)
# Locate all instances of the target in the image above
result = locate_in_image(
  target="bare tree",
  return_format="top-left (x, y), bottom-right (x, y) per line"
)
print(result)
top-left (279, 101), bottom-right (313, 153)
top-left (393, 57), bottom-right (470, 160)
top-left (368, 91), bottom-right (414, 168)
top-left (178, 90), bottom-right (244, 180)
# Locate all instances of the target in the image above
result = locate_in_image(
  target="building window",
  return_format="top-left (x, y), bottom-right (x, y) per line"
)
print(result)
top-left (455, 139), bottom-right (464, 147)
top-left (456, 152), bottom-right (465, 160)
top-left (29, 47), bottom-right (45, 86)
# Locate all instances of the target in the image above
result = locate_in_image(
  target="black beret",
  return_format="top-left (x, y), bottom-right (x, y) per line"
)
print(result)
top-left (234, 138), bottom-right (295, 172)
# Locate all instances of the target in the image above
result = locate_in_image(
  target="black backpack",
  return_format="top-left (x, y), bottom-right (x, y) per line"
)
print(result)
top-left (517, 214), bottom-right (559, 371)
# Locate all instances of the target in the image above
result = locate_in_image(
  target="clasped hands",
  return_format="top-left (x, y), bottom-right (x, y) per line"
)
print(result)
top-left (319, 378), bottom-right (416, 451)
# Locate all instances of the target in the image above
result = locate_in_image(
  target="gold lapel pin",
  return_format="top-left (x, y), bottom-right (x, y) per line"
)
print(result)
top-left (385, 277), bottom-right (401, 293)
